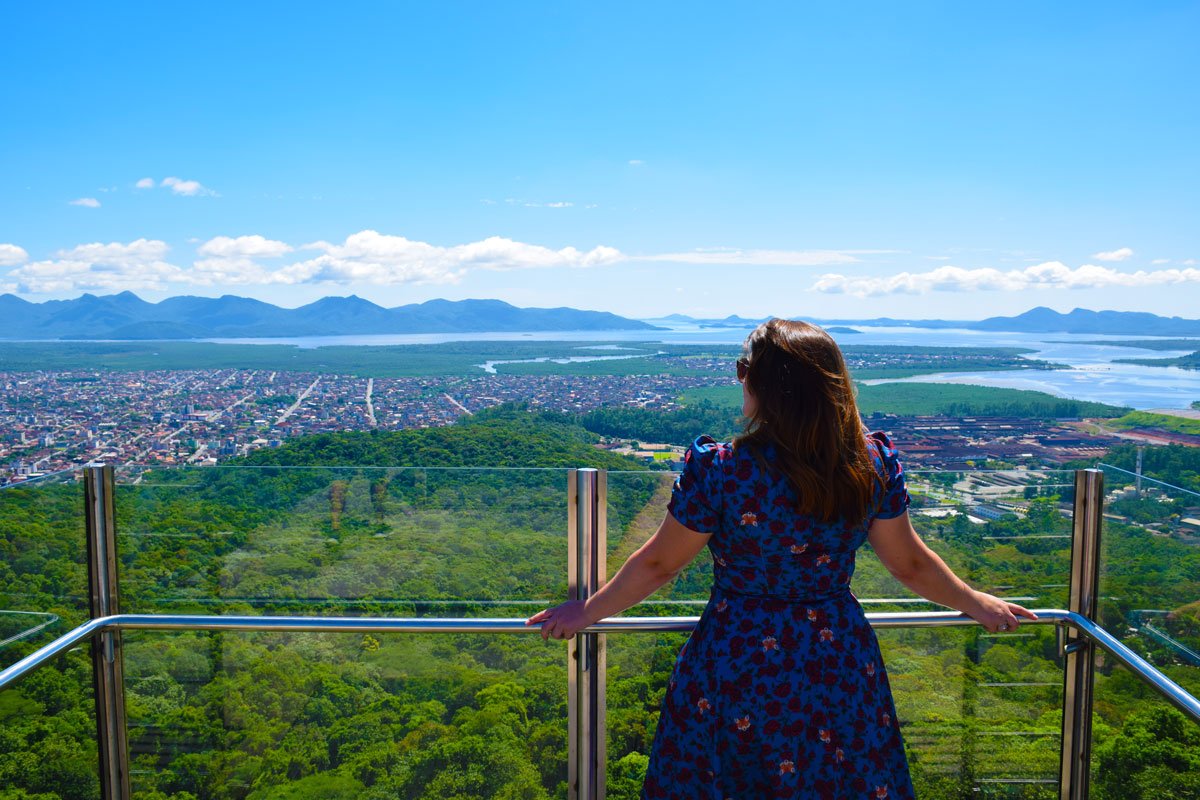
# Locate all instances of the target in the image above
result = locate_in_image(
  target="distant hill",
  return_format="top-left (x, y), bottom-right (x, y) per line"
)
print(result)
top-left (0, 292), bottom-right (661, 339)
top-left (971, 307), bottom-right (1200, 336)
top-left (815, 307), bottom-right (1200, 336)
top-left (646, 313), bottom-right (768, 328)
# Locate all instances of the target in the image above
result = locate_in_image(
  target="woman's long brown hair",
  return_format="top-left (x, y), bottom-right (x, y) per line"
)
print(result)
top-left (734, 318), bottom-right (881, 524)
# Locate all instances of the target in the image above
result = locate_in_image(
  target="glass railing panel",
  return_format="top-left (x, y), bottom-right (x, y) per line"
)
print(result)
top-left (890, 469), bottom-right (1075, 609)
top-left (122, 630), bottom-right (567, 799)
top-left (0, 643), bottom-right (100, 798)
top-left (0, 468), bottom-right (86, 672)
top-left (607, 468), bottom-right (1067, 797)
top-left (865, 470), bottom-right (1069, 796)
top-left (606, 626), bottom-right (1062, 800)
top-left (112, 466), bottom-right (570, 617)
top-left (1096, 464), bottom-right (1199, 698)
top-left (606, 470), bottom-right (712, 610)
top-left (606, 470), bottom-right (710, 797)
top-left (605, 631), bottom-right (690, 799)
top-left (1091, 662), bottom-right (1200, 797)
top-left (612, 468), bottom-right (1077, 609)
top-left (1094, 463), bottom-right (1200, 792)
top-left (883, 626), bottom-right (1061, 798)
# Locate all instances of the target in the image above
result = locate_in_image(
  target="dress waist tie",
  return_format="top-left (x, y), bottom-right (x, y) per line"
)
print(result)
top-left (711, 583), bottom-right (852, 604)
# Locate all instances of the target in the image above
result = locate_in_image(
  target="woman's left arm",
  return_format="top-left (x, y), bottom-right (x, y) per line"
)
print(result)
top-left (527, 512), bottom-right (711, 640)
top-left (867, 511), bottom-right (1037, 633)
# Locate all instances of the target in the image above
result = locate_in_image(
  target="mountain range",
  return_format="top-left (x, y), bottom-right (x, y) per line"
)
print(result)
top-left (0, 292), bottom-right (662, 339)
top-left (661, 307), bottom-right (1200, 337)
top-left (2, 294), bottom-right (1198, 340)
top-left (841, 307), bottom-right (1200, 336)
top-left (967, 307), bottom-right (1200, 336)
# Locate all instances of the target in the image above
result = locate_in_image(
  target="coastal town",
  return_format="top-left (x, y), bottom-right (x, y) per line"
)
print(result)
top-left (0, 361), bottom-right (1171, 483)
top-left (0, 368), bottom-right (724, 479)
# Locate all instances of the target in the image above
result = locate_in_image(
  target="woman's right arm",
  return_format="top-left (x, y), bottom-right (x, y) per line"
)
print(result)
top-left (867, 511), bottom-right (1036, 632)
top-left (526, 512), bottom-right (711, 641)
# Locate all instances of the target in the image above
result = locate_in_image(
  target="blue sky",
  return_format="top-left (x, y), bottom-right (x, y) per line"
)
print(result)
top-left (2, 1), bottom-right (1198, 320)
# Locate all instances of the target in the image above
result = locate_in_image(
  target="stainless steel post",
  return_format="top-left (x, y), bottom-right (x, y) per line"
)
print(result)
top-left (1059, 468), bottom-right (1103, 800)
top-left (568, 468), bottom-right (607, 800)
top-left (85, 466), bottom-right (130, 800)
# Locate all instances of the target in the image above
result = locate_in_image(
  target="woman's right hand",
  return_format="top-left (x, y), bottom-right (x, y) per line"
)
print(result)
top-left (968, 590), bottom-right (1038, 633)
top-left (526, 600), bottom-right (594, 641)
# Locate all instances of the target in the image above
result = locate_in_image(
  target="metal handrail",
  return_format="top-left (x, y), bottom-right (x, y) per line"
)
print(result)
top-left (2, 608), bottom-right (1198, 725)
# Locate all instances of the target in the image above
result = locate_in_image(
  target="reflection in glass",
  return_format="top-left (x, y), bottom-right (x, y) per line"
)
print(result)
top-left (1092, 462), bottom-right (1200, 792)
top-left (0, 469), bottom-right (87, 670)
top-left (123, 631), bottom-right (566, 798)
top-left (112, 466), bottom-right (571, 617)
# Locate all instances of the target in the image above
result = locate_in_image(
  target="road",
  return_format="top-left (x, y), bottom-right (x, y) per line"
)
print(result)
top-left (138, 391), bottom-right (255, 461)
top-left (444, 393), bottom-right (472, 416)
top-left (365, 378), bottom-right (377, 426)
top-left (276, 378), bottom-right (321, 426)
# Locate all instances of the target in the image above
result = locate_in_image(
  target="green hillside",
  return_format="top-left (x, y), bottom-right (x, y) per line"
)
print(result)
top-left (1109, 410), bottom-right (1200, 438)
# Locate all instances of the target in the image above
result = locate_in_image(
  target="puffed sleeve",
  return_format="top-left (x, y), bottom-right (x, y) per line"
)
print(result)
top-left (667, 435), bottom-right (724, 534)
top-left (868, 431), bottom-right (910, 522)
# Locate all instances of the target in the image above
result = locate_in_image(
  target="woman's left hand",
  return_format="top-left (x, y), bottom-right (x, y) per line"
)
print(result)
top-left (527, 600), bottom-right (593, 641)
top-left (969, 590), bottom-right (1038, 633)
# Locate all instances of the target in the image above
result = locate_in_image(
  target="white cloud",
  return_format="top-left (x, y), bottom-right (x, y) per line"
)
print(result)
top-left (9, 239), bottom-right (184, 293)
top-left (811, 261), bottom-right (1200, 297)
top-left (1151, 258), bottom-right (1169, 265)
top-left (637, 248), bottom-right (899, 266)
top-left (198, 235), bottom-right (292, 258)
top-left (7, 231), bottom-right (626, 293)
top-left (133, 176), bottom-right (217, 196)
top-left (52, 239), bottom-right (171, 263)
top-left (190, 257), bottom-right (283, 286)
top-left (1092, 247), bottom-right (1134, 262)
top-left (69, 197), bottom-right (101, 208)
top-left (0, 244), bottom-right (29, 266)
top-left (629, 159), bottom-right (644, 165)
top-left (271, 231), bottom-right (624, 286)
top-left (503, 198), bottom-right (580, 208)
top-left (161, 177), bottom-right (217, 196)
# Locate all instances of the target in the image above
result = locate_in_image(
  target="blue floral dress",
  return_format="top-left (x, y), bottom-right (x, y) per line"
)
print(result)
top-left (642, 433), bottom-right (915, 800)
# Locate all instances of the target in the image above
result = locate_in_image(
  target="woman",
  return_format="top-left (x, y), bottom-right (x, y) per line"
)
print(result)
top-left (528, 319), bottom-right (1035, 799)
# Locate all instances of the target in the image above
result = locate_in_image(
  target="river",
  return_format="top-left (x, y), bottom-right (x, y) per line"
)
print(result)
top-left (200, 323), bottom-right (1200, 410)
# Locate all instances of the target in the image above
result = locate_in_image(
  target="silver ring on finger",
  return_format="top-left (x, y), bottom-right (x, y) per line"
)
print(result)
top-left (999, 623), bottom-right (1010, 632)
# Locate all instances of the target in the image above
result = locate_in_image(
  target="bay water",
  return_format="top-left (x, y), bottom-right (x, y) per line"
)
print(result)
top-left (199, 323), bottom-right (1200, 410)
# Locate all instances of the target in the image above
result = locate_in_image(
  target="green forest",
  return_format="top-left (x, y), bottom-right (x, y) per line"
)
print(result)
top-left (1, 410), bottom-right (1198, 799)
top-left (0, 340), bottom-right (1055, 381)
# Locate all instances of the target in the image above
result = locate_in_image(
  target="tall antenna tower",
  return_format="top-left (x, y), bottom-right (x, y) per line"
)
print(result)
top-left (1136, 446), bottom-right (1144, 495)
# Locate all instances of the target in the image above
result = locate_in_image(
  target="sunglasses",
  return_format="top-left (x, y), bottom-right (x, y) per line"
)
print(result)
top-left (736, 358), bottom-right (749, 382)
